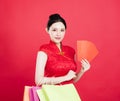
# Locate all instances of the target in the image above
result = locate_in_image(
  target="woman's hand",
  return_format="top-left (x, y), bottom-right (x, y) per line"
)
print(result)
top-left (65, 70), bottom-right (76, 81)
top-left (73, 59), bottom-right (91, 83)
top-left (81, 58), bottom-right (90, 72)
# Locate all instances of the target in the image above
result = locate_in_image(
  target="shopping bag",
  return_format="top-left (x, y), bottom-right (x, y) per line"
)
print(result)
top-left (37, 84), bottom-right (81, 101)
top-left (29, 87), bottom-right (34, 101)
top-left (36, 89), bottom-right (47, 101)
top-left (23, 86), bottom-right (41, 101)
top-left (23, 86), bottom-right (31, 101)
top-left (29, 86), bottom-right (41, 101)
top-left (77, 40), bottom-right (99, 62)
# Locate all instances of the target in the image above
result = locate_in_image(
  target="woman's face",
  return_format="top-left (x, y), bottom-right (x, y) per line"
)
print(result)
top-left (47, 22), bottom-right (66, 44)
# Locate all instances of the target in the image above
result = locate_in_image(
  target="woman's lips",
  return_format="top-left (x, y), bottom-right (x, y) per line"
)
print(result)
top-left (55, 37), bottom-right (61, 40)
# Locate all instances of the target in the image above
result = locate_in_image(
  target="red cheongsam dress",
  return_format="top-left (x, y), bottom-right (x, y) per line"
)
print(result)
top-left (39, 40), bottom-right (77, 84)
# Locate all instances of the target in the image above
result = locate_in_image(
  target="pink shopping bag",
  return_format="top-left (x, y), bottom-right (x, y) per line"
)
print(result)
top-left (23, 86), bottom-right (41, 101)
top-left (29, 86), bottom-right (41, 101)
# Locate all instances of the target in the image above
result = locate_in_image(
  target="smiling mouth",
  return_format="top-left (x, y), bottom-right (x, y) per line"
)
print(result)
top-left (55, 37), bottom-right (61, 40)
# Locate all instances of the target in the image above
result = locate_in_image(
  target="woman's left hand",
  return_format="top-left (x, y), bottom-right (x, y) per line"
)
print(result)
top-left (81, 59), bottom-right (90, 72)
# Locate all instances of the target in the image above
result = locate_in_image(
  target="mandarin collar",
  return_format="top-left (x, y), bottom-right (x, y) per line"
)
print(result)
top-left (49, 40), bottom-right (63, 53)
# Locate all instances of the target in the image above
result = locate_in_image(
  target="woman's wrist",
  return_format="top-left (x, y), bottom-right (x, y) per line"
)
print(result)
top-left (50, 76), bottom-right (67, 85)
top-left (64, 75), bottom-right (69, 81)
top-left (80, 68), bottom-right (85, 73)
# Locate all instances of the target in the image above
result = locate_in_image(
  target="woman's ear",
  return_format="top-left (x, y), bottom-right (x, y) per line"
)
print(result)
top-left (45, 28), bottom-right (48, 33)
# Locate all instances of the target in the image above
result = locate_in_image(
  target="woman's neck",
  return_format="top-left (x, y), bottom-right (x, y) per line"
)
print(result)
top-left (56, 43), bottom-right (62, 52)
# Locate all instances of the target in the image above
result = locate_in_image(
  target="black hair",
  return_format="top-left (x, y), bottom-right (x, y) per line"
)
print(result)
top-left (47, 13), bottom-right (67, 30)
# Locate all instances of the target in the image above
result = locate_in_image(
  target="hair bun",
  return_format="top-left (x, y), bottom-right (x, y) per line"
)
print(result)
top-left (47, 13), bottom-right (67, 30)
top-left (49, 13), bottom-right (61, 20)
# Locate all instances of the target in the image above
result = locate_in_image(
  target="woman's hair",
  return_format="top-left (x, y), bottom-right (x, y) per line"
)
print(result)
top-left (47, 13), bottom-right (67, 30)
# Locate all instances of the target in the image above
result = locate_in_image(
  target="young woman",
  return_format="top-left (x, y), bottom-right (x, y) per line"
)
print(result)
top-left (35, 13), bottom-right (90, 86)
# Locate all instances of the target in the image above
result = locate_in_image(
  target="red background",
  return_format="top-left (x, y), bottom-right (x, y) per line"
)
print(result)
top-left (0, 0), bottom-right (120, 101)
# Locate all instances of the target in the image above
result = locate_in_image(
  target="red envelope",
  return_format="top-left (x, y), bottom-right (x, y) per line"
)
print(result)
top-left (77, 40), bottom-right (99, 62)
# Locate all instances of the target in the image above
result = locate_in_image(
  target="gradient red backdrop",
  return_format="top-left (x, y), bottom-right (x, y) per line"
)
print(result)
top-left (0, 0), bottom-right (120, 101)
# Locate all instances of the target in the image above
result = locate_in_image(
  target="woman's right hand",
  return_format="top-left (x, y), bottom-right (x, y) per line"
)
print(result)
top-left (65, 70), bottom-right (76, 81)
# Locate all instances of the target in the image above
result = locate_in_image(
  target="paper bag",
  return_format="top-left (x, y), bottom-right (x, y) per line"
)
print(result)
top-left (23, 86), bottom-right (31, 101)
top-left (37, 84), bottom-right (81, 101)
top-left (23, 86), bottom-right (40, 101)
top-left (29, 86), bottom-right (41, 101)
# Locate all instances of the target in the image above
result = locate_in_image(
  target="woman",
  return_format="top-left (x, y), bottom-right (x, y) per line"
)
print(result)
top-left (35, 13), bottom-right (90, 86)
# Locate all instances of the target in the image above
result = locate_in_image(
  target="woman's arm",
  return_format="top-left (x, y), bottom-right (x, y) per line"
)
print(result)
top-left (35, 51), bottom-right (76, 86)
top-left (73, 59), bottom-right (91, 83)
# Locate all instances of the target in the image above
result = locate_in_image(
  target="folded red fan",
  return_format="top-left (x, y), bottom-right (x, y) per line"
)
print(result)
top-left (77, 40), bottom-right (99, 62)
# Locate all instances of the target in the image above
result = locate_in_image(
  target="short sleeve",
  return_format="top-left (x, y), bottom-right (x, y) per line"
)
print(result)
top-left (39, 44), bottom-right (49, 54)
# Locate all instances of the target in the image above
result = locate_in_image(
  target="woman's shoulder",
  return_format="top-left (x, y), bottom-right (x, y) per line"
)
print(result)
top-left (38, 43), bottom-right (53, 53)
top-left (39, 43), bottom-right (49, 49)
top-left (38, 43), bottom-right (51, 55)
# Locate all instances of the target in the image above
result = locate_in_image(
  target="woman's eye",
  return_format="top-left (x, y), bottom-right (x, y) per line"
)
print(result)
top-left (52, 29), bottom-right (57, 31)
top-left (61, 29), bottom-right (65, 32)
top-left (51, 28), bottom-right (65, 32)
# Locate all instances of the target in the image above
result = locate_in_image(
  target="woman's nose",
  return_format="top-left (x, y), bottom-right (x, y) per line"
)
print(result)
top-left (56, 31), bottom-right (61, 36)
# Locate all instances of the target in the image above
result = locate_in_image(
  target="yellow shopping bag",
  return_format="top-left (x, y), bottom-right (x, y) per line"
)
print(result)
top-left (37, 84), bottom-right (81, 101)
